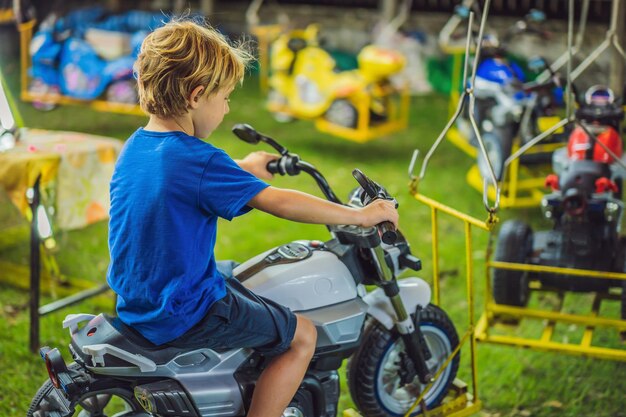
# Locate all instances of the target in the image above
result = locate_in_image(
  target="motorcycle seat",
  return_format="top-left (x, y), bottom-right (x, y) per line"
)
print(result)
top-left (560, 160), bottom-right (611, 196)
top-left (70, 313), bottom-right (201, 367)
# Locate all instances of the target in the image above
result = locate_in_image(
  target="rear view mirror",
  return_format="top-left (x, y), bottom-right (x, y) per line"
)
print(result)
top-left (232, 123), bottom-right (261, 145)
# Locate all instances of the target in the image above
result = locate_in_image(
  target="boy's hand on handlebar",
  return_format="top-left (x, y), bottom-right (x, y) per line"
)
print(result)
top-left (357, 199), bottom-right (399, 229)
top-left (237, 151), bottom-right (280, 180)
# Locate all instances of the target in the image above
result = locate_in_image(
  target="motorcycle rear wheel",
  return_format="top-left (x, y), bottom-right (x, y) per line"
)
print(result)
top-left (325, 99), bottom-right (358, 128)
top-left (492, 220), bottom-right (533, 307)
top-left (347, 304), bottom-right (459, 417)
top-left (268, 88), bottom-right (295, 123)
top-left (28, 364), bottom-right (148, 417)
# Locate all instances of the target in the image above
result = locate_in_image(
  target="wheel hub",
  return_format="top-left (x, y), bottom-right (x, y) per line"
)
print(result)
top-left (377, 327), bottom-right (453, 414)
top-left (283, 406), bottom-right (305, 417)
top-left (397, 351), bottom-right (418, 386)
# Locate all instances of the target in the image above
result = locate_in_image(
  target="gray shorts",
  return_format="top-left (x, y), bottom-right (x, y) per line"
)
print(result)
top-left (167, 261), bottom-right (297, 357)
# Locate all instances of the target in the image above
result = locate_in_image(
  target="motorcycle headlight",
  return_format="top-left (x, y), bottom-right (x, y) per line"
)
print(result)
top-left (347, 187), bottom-right (365, 207)
top-left (605, 201), bottom-right (620, 222)
top-left (481, 118), bottom-right (494, 133)
top-left (541, 197), bottom-right (553, 219)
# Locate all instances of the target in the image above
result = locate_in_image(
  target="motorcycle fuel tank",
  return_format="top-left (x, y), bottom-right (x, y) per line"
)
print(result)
top-left (233, 241), bottom-right (358, 312)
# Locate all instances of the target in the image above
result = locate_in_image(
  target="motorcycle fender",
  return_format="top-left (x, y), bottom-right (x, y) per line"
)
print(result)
top-left (332, 73), bottom-right (363, 98)
top-left (363, 277), bottom-right (431, 330)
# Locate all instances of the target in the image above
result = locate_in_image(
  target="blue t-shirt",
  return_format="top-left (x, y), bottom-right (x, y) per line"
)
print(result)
top-left (107, 128), bottom-right (268, 345)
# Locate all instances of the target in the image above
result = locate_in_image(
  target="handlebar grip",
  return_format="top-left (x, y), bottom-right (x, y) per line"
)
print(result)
top-left (378, 221), bottom-right (397, 245)
top-left (267, 160), bottom-right (280, 175)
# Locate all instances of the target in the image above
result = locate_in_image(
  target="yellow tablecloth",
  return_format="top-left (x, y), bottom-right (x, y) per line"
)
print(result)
top-left (0, 128), bottom-right (122, 230)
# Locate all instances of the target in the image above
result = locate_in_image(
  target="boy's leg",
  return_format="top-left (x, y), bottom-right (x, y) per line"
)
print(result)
top-left (247, 314), bottom-right (317, 417)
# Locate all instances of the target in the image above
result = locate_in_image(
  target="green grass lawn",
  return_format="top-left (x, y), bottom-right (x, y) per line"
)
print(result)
top-left (1, 54), bottom-right (625, 417)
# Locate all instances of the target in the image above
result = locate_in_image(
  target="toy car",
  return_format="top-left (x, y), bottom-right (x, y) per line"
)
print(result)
top-left (492, 86), bottom-right (626, 321)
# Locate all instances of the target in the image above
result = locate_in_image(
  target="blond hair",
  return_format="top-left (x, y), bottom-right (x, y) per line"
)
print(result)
top-left (135, 19), bottom-right (253, 118)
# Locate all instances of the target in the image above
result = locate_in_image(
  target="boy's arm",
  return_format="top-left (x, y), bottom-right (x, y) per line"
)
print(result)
top-left (247, 187), bottom-right (398, 228)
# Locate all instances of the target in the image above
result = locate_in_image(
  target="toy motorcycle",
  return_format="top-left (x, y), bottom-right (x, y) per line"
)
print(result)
top-left (28, 125), bottom-right (460, 417)
top-left (267, 24), bottom-right (406, 133)
top-left (492, 85), bottom-right (626, 314)
top-left (455, 9), bottom-right (563, 181)
top-left (28, 8), bottom-right (165, 109)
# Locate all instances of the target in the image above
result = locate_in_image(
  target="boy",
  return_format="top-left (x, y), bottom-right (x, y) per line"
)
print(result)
top-left (107, 19), bottom-right (398, 417)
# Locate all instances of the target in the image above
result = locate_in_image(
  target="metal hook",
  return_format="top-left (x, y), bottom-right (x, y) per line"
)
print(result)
top-left (413, 0), bottom-right (500, 216)
top-left (536, 0), bottom-right (589, 83)
top-left (571, 0), bottom-right (626, 82)
top-left (462, 0), bottom-right (502, 213)
top-left (408, 149), bottom-right (420, 194)
top-left (408, 149), bottom-right (419, 180)
top-left (417, 11), bottom-right (475, 183)
top-left (503, 0), bottom-right (577, 173)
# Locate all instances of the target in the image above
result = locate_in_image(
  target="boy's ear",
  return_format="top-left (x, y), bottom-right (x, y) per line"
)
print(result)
top-left (188, 86), bottom-right (205, 109)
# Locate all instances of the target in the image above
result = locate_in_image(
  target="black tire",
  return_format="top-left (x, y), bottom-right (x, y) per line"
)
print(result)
top-left (476, 126), bottom-right (514, 182)
top-left (325, 99), bottom-right (358, 128)
top-left (286, 389), bottom-right (315, 417)
top-left (492, 220), bottom-right (533, 307)
top-left (27, 363), bottom-right (148, 417)
top-left (347, 304), bottom-right (460, 417)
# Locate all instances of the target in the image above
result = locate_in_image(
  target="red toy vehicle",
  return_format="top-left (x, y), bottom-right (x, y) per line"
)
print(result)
top-left (493, 86), bottom-right (626, 321)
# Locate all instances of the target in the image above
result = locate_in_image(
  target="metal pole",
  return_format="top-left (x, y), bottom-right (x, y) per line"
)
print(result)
top-left (566, 0), bottom-right (574, 119)
top-left (379, 0), bottom-right (397, 27)
top-left (464, 221), bottom-right (478, 400)
top-left (28, 175), bottom-right (41, 353)
top-left (39, 284), bottom-right (111, 316)
top-left (200, 0), bottom-right (214, 16)
top-left (609, 0), bottom-right (625, 94)
top-left (431, 207), bottom-right (440, 305)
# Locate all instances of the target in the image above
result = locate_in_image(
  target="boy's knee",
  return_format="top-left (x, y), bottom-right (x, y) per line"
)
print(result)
top-left (292, 315), bottom-right (317, 355)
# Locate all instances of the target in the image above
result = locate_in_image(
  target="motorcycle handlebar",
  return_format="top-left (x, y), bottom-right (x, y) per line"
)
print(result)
top-left (267, 160), bottom-right (279, 175)
top-left (267, 156), bottom-right (342, 204)
top-left (246, 131), bottom-right (396, 244)
top-left (378, 221), bottom-right (397, 245)
top-left (352, 169), bottom-right (398, 244)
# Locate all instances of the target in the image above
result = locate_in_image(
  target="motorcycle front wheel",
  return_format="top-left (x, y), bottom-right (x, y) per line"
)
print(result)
top-left (347, 304), bottom-right (459, 417)
top-left (28, 365), bottom-right (149, 417)
top-left (268, 88), bottom-right (295, 123)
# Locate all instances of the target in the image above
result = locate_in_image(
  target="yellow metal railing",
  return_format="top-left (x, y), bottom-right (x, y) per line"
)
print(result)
top-left (477, 258), bottom-right (626, 361)
top-left (401, 188), bottom-right (494, 417)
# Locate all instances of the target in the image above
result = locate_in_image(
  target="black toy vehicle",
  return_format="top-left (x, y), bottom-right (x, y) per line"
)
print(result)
top-left (492, 86), bottom-right (626, 321)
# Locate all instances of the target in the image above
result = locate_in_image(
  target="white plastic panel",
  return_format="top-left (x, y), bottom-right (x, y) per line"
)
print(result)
top-left (236, 250), bottom-right (358, 311)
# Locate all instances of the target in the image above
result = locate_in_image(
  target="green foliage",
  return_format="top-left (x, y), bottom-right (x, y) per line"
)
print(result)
top-left (0, 61), bottom-right (625, 417)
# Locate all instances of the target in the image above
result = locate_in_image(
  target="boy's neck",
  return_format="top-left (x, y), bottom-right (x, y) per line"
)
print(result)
top-left (145, 115), bottom-right (194, 137)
